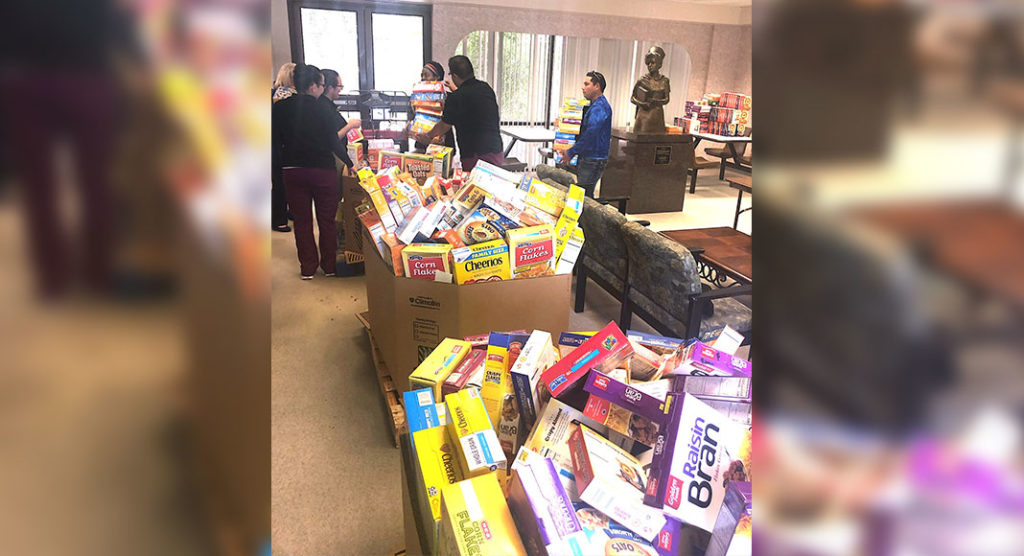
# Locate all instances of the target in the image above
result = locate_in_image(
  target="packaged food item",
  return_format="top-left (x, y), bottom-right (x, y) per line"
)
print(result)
top-left (509, 330), bottom-right (557, 431)
top-left (541, 321), bottom-right (632, 398)
top-left (506, 224), bottom-right (556, 279)
top-left (401, 242), bottom-right (453, 282)
top-left (404, 388), bottom-right (442, 438)
top-left (496, 392), bottom-right (525, 460)
top-left (454, 204), bottom-right (519, 246)
top-left (567, 424), bottom-right (667, 541)
top-left (568, 501), bottom-right (695, 556)
top-left (627, 338), bottom-right (665, 382)
top-left (523, 399), bottom-right (632, 500)
top-left (444, 387), bottom-right (507, 477)
top-left (436, 473), bottom-right (527, 556)
top-left (412, 425), bottom-right (463, 554)
top-left (507, 456), bottom-right (585, 555)
top-left (346, 127), bottom-right (364, 143)
top-left (554, 227), bottom-right (585, 275)
top-left (380, 233), bottom-right (404, 276)
top-left (556, 331), bottom-right (596, 358)
top-left (358, 169), bottom-right (398, 232)
top-left (426, 144), bottom-right (454, 178)
top-left (582, 370), bottom-right (667, 447)
top-left (523, 178), bottom-right (567, 217)
top-left (480, 332), bottom-right (512, 427)
top-left (410, 112), bottom-right (441, 135)
top-left (643, 394), bottom-right (750, 532)
top-left (347, 142), bottom-right (364, 166)
top-left (705, 481), bottom-right (751, 556)
top-left (378, 151), bottom-right (403, 171)
top-left (402, 152), bottom-right (435, 185)
top-left (395, 205), bottom-right (429, 245)
top-left (450, 239), bottom-right (510, 284)
top-left (664, 340), bottom-right (752, 378)
top-left (626, 331), bottom-right (684, 357)
top-left (452, 183), bottom-right (492, 211)
top-left (409, 338), bottom-right (472, 398)
top-left (356, 205), bottom-right (389, 261)
top-left (441, 349), bottom-right (487, 398)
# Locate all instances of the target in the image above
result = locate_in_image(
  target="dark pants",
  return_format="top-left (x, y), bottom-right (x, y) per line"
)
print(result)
top-left (272, 165), bottom-right (288, 227)
top-left (283, 167), bottom-right (338, 276)
top-left (575, 157), bottom-right (607, 199)
top-left (460, 151), bottom-right (504, 173)
top-left (1, 72), bottom-right (117, 296)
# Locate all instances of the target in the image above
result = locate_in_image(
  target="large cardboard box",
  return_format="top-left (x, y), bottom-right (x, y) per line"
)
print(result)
top-left (341, 175), bottom-right (368, 262)
top-left (363, 227), bottom-right (571, 393)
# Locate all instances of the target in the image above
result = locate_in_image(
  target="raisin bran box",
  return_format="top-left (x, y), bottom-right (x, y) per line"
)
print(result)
top-left (643, 393), bottom-right (750, 532)
top-left (409, 338), bottom-right (472, 398)
top-left (506, 224), bottom-right (556, 279)
top-left (541, 321), bottom-right (632, 398)
top-left (567, 424), bottom-right (667, 542)
top-left (507, 456), bottom-right (585, 555)
top-left (401, 242), bottom-right (453, 281)
top-left (444, 387), bottom-right (507, 477)
top-left (450, 239), bottom-right (511, 284)
top-left (582, 370), bottom-right (668, 448)
top-left (437, 473), bottom-right (527, 556)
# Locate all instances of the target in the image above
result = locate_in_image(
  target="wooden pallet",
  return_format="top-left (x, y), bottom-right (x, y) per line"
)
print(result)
top-left (358, 311), bottom-right (406, 448)
top-left (344, 250), bottom-right (365, 264)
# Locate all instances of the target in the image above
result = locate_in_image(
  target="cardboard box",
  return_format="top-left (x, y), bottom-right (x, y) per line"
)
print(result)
top-left (341, 175), bottom-right (368, 259)
top-left (402, 243), bottom-right (453, 282)
top-left (409, 338), bottom-right (472, 398)
top-left (541, 321), bottom-right (632, 398)
top-left (665, 341), bottom-right (752, 378)
top-left (567, 424), bottom-right (667, 542)
top-left (507, 225), bottom-right (556, 279)
top-left (509, 330), bottom-right (557, 431)
top-left (507, 456), bottom-right (585, 555)
top-left (437, 473), bottom-right (527, 556)
top-left (643, 394), bottom-right (750, 532)
top-left (450, 239), bottom-right (511, 285)
top-left (405, 388), bottom-right (441, 438)
top-left (441, 349), bottom-right (486, 398)
top-left (496, 392), bottom-right (525, 460)
top-left (705, 481), bottom-right (751, 556)
top-left (364, 227), bottom-right (571, 393)
top-left (444, 388), bottom-right (506, 477)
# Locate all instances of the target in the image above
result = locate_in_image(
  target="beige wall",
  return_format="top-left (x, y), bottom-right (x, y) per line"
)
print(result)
top-left (271, 0), bottom-right (751, 100)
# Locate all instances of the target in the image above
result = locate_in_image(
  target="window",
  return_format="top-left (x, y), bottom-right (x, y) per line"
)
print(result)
top-left (372, 13), bottom-right (424, 92)
top-left (299, 8), bottom-right (359, 92)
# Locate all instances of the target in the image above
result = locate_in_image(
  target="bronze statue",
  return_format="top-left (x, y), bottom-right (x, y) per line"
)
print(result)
top-left (631, 46), bottom-right (671, 134)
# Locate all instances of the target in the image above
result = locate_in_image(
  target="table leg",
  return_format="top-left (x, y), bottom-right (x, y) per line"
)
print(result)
top-left (734, 190), bottom-right (744, 229)
top-left (504, 137), bottom-right (518, 157)
top-left (728, 143), bottom-right (741, 166)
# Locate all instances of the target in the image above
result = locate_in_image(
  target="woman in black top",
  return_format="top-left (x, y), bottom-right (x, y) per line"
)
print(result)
top-left (272, 64), bottom-right (354, 279)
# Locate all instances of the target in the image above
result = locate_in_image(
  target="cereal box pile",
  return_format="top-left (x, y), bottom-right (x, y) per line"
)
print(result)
top-left (401, 322), bottom-right (752, 556)
top-left (357, 160), bottom-right (586, 283)
top-left (674, 92), bottom-right (751, 136)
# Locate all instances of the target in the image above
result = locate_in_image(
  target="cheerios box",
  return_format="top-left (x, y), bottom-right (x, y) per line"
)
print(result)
top-left (444, 387), bottom-right (507, 477)
top-left (506, 224), bottom-right (556, 279)
top-left (402, 243), bottom-right (453, 281)
top-left (450, 239), bottom-right (510, 285)
top-left (412, 425), bottom-right (463, 554)
top-left (437, 473), bottom-right (527, 556)
top-left (409, 338), bottom-right (472, 398)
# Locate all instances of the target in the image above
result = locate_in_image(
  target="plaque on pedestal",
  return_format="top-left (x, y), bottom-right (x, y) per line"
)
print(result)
top-left (600, 128), bottom-right (692, 214)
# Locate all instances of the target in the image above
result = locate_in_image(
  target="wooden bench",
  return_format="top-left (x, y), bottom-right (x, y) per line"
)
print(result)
top-left (727, 175), bottom-right (752, 229)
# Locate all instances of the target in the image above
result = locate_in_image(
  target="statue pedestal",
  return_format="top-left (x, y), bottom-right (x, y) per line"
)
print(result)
top-left (600, 128), bottom-right (691, 214)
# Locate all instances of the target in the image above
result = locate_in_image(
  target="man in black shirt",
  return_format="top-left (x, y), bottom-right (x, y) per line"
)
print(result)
top-left (415, 55), bottom-right (504, 172)
top-left (272, 64), bottom-right (354, 279)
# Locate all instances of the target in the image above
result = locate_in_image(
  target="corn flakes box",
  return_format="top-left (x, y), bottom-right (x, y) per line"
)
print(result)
top-left (450, 239), bottom-right (511, 284)
top-left (409, 338), bottom-right (472, 398)
top-left (401, 243), bottom-right (453, 282)
top-left (506, 225), bottom-right (556, 279)
top-left (444, 387), bottom-right (507, 477)
top-left (378, 151), bottom-right (403, 171)
top-left (437, 473), bottom-right (527, 556)
top-left (413, 425), bottom-right (463, 555)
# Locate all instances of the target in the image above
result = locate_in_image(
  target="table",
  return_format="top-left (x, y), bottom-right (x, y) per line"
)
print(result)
top-left (660, 227), bottom-right (752, 286)
top-left (854, 201), bottom-right (1024, 312)
top-left (726, 175), bottom-right (753, 229)
top-left (689, 132), bottom-right (752, 174)
top-left (500, 126), bottom-right (555, 157)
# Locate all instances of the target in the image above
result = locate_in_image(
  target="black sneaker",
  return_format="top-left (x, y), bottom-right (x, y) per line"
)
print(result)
top-left (273, 224), bottom-right (291, 233)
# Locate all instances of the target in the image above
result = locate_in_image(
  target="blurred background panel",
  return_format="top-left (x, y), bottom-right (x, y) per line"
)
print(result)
top-left (755, 0), bottom-right (1024, 554)
top-left (0, 0), bottom-right (270, 555)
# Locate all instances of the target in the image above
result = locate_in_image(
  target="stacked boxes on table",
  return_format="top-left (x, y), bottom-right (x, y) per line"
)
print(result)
top-left (401, 322), bottom-right (753, 556)
top-left (674, 92), bottom-right (752, 137)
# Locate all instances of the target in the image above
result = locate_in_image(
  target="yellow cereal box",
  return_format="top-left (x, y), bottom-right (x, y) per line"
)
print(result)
top-left (410, 338), bottom-right (472, 398)
top-left (524, 179), bottom-right (567, 216)
top-left (453, 183), bottom-right (491, 211)
top-left (444, 388), bottom-right (506, 477)
top-left (437, 474), bottom-right (527, 556)
top-left (506, 225), bottom-right (556, 279)
top-left (553, 186), bottom-right (584, 259)
top-left (412, 426), bottom-right (462, 553)
top-left (401, 243), bottom-right (453, 281)
top-left (450, 239), bottom-right (511, 285)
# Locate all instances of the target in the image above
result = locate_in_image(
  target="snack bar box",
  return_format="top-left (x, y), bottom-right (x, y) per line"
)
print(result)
top-left (363, 227), bottom-right (570, 392)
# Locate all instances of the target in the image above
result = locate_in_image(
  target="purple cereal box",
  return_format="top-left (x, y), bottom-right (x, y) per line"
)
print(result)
top-left (666, 341), bottom-right (751, 378)
top-left (583, 371), bottom-right (669, 423)
top-left (507, 456), bottom-right (583, 555)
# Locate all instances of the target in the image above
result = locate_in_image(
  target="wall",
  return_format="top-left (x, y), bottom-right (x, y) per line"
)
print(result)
top-left (271, 0), bottom-right (752, 100)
